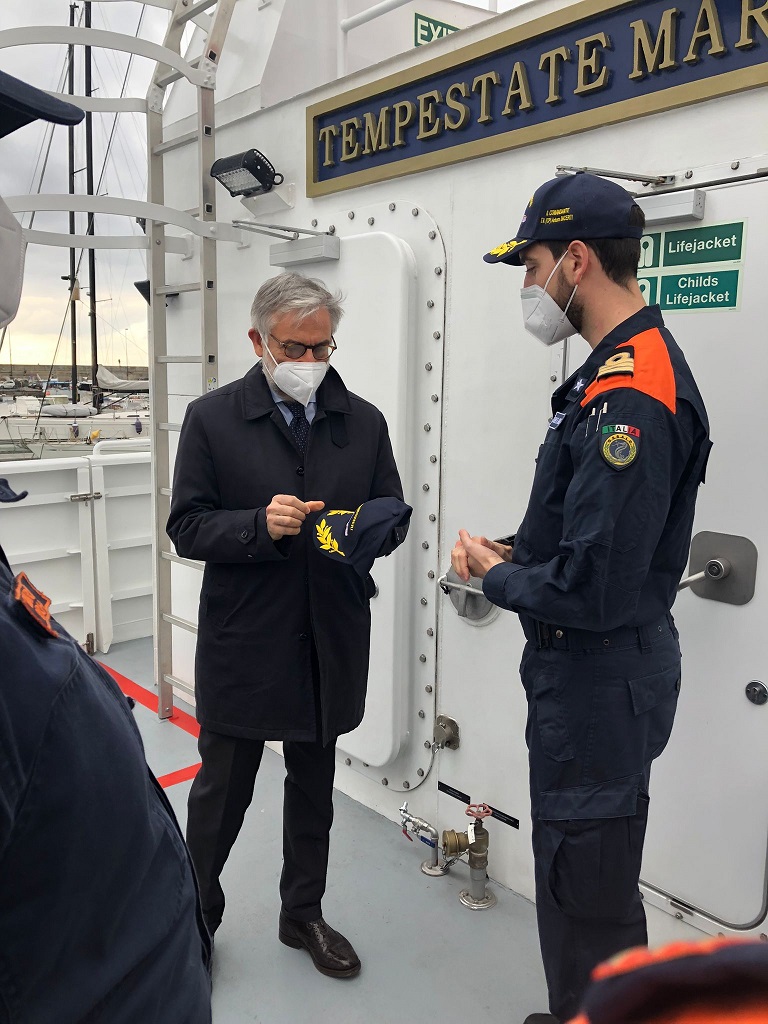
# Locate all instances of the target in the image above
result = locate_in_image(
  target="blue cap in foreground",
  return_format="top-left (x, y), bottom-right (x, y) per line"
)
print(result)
top-left (0, 478), bottom-right (27, 503)
top-left (0, 68), bottom-right (84, 139)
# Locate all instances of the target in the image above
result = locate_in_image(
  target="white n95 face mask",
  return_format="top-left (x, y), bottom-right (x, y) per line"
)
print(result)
top-left (520, 250), bottom-right (577, 347)
top-left (0, 197), bottom-right (26, 329)
top-left (262, 342), bottom-right (328, 407)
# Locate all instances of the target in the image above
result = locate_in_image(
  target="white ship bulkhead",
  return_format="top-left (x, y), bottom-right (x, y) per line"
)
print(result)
top-left (155, 0), bottom-right (768, 945)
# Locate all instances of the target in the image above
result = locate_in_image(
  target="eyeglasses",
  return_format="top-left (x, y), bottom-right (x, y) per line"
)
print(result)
top-left (269, 334), bottom-right (337, 360)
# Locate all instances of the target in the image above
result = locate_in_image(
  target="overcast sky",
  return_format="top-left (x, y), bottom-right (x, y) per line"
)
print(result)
top-left (0, 0), bottom-right (515, 371)
top-left (1, 1), bottom-right (168, 370)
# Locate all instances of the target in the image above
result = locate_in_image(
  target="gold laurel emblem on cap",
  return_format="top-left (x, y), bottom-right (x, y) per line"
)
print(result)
top-left (316, 519), bottom-right (345, 556)
top-left (601, 432), bottom-right (638, 470)
top-left (488, 239), bottom-right (521, 257)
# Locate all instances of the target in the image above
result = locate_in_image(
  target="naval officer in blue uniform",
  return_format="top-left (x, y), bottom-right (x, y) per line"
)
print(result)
top-left (0, 70), bottom-right (211, 1022)
top-left (452, 172), bottom-right (711, 1024)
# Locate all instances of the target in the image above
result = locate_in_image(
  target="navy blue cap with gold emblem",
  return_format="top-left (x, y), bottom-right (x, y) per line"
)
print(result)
top-left (483, 171), bottom-right (643, 266)
top-left (313, 497), bottom-right (412, 577)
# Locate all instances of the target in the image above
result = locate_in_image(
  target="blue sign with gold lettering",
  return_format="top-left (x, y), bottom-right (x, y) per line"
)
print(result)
top-left (306, 0), bottom-right (768, 196)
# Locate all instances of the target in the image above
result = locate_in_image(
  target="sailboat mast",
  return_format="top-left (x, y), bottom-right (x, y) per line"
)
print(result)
top-left (84, 1), bottom-right (98, 405)
top-left (68, 2), bottom-right (78, 404)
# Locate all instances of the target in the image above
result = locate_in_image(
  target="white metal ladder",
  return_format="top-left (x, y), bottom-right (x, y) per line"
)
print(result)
top-left (0, 0), bottom-right (239, 719)
top-left (146, 0), bottom-right (236, 719)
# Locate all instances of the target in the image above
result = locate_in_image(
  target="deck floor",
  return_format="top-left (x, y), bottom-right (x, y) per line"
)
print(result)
top-left (99, 638), bottom-right (549, 1024)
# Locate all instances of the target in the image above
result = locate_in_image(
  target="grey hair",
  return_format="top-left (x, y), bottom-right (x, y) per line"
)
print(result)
top-left (250, 272), bottom-right (344, 339)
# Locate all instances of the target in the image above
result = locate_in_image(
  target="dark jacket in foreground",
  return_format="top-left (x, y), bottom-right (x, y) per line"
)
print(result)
top-left (0, 549), bottom-right (211, 1024)
top-left (166, 362), bottom-right (404, 743)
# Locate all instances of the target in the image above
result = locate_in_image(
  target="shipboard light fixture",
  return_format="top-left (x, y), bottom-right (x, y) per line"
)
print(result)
top-left (210, 148), bottom-right (284, 198)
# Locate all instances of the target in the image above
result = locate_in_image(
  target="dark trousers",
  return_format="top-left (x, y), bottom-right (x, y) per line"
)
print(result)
top-left (186, 727), bottom-right (337, 932)
top-left (532, 800), bottom-right (649, 1021)
top-left (520, 616), bottom-right (681, 1021)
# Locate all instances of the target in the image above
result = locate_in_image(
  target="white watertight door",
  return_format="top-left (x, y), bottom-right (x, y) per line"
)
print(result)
top-left (564, 178), bottom-right (768, 931)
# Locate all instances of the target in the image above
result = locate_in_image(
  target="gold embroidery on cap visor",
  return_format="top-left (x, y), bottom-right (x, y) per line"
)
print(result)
top-left (487, 238), bottom-right (525, 259)
top-left (601, 431), bottom-right (638, 470)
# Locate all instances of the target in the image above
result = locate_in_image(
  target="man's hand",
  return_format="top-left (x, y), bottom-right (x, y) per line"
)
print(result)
top-left (451, 530), bottom-right (511, 581)
top-left (266, 495), bottom-right (325, 541)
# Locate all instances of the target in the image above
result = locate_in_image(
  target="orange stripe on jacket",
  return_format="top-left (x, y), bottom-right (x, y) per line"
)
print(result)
top-left (580, 327), bottom-right (676, 414)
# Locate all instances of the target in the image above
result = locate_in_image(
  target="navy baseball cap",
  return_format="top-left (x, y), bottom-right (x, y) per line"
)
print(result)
top-left (0, 68), bottom-right (84, 139)
top-left (483, 171), bottom-right (643, 266)
top-left (0, 479), bottom-right (27, 503)
top-left (313, 497), bottom-right (411, 577)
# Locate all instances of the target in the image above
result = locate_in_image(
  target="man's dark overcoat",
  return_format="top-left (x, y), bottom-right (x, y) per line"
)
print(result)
top-left (166, 362), bottom-right (404, 744)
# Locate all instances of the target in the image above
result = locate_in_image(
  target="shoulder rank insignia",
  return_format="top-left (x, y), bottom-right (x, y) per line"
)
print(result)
top-left (596, 346), bottom-right (635, 381)
top-left (13, 571), bottom-right (59, 637)
top-left (600, 424), bottom-right (640, 470)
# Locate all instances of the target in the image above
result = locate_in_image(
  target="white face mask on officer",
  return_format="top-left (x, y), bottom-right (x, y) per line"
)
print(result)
top-left (520, 250), bottom-right (578, 347)
top-left (0, 195), bottom-right (26, 330)
top-left (261, 339), bottom-right (328, 407)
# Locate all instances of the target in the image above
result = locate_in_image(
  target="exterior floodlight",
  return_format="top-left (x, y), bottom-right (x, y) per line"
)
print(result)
top-left (210, 149), bottom-right (284, 197)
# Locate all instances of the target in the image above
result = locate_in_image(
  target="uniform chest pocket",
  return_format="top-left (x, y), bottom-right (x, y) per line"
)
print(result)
top-left (535, 436), bottom-right (564, 466)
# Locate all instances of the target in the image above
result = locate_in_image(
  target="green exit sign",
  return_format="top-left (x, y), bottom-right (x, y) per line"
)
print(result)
top-left (414, 13), bottom-right (458, 46)
top-left (662, 222), bottom-right (744, 266)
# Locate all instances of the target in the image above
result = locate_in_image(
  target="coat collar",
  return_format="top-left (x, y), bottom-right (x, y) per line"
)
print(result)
top-left (554, 305), bottom-right (666, 407)
top-left (242, 361), bottom-right (352, 420)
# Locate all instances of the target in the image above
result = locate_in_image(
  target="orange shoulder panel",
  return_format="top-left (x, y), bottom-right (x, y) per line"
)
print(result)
top-left (654, 998), bottom-right (768, 1024)
top-left (580, 327), bottom-right (676, 414)
top-left (591, 937), bottom-right (745, 984)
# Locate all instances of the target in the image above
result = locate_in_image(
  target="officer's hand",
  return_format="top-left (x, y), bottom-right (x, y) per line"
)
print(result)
top-left (266, 495), bottom-right (325, 540)
top-left (452, 530), bottom-right (505, 581)
top-left (486, 539), bottom-right (514, 562)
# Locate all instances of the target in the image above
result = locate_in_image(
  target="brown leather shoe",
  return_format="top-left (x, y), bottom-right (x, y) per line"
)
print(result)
top-left (278, 911), bottom-right (361, 978)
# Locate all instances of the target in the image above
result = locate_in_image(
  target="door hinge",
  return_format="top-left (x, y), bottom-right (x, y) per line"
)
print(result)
top-left (84, 633), bottom-right (95, 656)
top-left (433, 715), bottom-right (460, 751)
top-left (69, 491), bottom-right (103, 504)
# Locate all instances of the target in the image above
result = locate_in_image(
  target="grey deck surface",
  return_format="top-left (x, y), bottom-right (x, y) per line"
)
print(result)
top-left (99, 639), bottom-right (548, 1024)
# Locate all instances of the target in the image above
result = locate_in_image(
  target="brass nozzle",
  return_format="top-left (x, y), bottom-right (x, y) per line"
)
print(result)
top-left (442, 828), bottom-right (470, 858)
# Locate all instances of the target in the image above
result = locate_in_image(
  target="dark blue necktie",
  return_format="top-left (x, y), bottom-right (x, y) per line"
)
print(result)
top-left (287, 402), bottom-right (309, 455)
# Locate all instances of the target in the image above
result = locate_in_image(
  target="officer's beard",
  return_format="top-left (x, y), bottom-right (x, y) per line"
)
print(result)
top-left (554, 269), bottom-right (584, 336)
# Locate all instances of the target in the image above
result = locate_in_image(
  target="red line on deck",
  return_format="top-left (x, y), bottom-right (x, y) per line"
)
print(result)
top-left (100, 663), bottom-right (202, 788)
top-left (100, 663), bottom-right (200, 738)
top-left (156, 763), bottom-right (202, 788)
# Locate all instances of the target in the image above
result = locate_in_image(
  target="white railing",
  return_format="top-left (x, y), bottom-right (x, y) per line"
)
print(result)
top-left (0, 451), bottom-right (152, 653)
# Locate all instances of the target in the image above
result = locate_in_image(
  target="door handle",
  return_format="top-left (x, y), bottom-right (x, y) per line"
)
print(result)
top-left (678, 557), bottom-right (731, 591)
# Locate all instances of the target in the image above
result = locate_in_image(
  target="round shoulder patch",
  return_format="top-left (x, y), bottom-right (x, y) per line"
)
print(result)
top-left (601, 431), bottom-right (638, 471)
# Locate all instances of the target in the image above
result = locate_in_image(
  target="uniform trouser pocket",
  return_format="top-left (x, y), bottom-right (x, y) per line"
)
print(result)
top-left (533, 796), bottom-right (650, 1021)
top-left (538, 795), bottom-right (649, 920)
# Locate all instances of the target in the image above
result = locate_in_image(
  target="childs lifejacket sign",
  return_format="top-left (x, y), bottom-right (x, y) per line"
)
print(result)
top-left (307, 0), bottom-right (768, 197)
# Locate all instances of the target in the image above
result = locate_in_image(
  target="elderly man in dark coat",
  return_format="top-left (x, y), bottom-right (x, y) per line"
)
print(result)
top-left (167, 272), bottom-right (405, 978)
